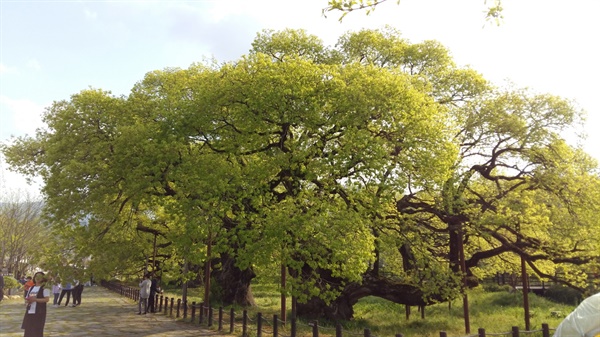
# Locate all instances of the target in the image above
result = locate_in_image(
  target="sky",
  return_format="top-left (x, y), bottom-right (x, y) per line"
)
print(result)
top-left (1, 0), bottom-right (599, 199)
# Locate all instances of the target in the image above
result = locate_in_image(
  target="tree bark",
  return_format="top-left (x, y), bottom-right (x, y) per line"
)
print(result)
top-left (211, 253), bottom-right (256, 306)
top-left (296, 272), bottom-right (446, 320)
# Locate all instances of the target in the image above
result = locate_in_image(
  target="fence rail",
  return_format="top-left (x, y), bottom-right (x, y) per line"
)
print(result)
top-left (101, 280), bottom-right (556, 337)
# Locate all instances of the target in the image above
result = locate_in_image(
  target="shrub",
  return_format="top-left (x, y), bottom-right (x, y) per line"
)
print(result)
top-left (483, 283), bottom-right (514, 293)
top-left (3, 276), bottom-right (20, 289)
top-left (544, 285), bottom-right (583, 305)
top-left (209, 277), bottom-right (224, 303)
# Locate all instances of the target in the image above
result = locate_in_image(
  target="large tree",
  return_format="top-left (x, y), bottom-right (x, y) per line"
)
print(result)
top-left (3, 28), bottom-right (598, 321)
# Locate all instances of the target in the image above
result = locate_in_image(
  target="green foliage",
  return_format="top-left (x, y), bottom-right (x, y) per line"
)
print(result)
top-left (209, 277), bottom-right (225, 303)
top-left (0, 195), bottom-right (47, 278)
top-left (544, 285), bottom-right (583, 306)
top-left (1, 26), bottom-right (597, 317)
top-left (481, 282), bottom-right (513, 293)
top-left (324, 0), bottom-right (504, 23)
top-left (3, 276), bottom-right (20, 289)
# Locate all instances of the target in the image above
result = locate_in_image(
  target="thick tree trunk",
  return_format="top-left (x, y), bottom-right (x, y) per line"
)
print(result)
top-left (448, 221), bottom-right (479, 287)
top-left (211, 253), bottom-right (256, 306)
top-left (296, 272), bottom-right (446, 320)
top-left (448, 223), bottom-right (462, 274)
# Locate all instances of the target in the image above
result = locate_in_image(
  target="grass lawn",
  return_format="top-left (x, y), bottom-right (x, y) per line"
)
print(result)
top-left (160, 283), bottom-right (577, 337)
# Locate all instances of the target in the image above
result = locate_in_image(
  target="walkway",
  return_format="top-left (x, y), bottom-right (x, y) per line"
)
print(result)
top-left (0, 286), bottom-right (224, 337)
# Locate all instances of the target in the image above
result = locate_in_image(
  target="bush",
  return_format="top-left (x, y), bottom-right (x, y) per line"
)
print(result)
top-left (3, 276), bottom-right (20, 290)
top-left (209, 277), bottom-right (224, 303)
top-left (482, 282), bottom-right (514, 293)
top-left (544, 285), bottom-right (583, 305)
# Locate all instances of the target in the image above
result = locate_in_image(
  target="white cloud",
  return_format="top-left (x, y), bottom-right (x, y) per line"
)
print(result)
top-left (84, 8), bottom-right (98, 20)
top-left (27, 59), bottom-right (41, 71)
top-left (0, 95), bottom-right (45, 199)
top-left (0, 164), bottom-right (43, 201)
top-left (0, 95), bottom-right (46, 138)
top-left (0, 63), bottom-right (18, 74)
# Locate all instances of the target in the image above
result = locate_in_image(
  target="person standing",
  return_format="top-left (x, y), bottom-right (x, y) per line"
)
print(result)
top-left (71, 281), bottom-right (84, 307)
top-left (20, 276), bottom-right (34, 301)
top-left (57, 281), bottom-right (73, 306)
top-left (0, 269), bottom-right (5, 302)
top-left (21, 271), bottom-right (50, 337)
top-left (147, 274), bottom-right (159, 313)
top-left (138, 273), bottom-right (151, 314)
top-left (51, 278), bottom-right (61, 307)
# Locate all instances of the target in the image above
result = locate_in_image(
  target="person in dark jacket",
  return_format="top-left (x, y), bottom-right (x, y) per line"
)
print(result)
top-left (147, 274), bottom-right (160, 313)
top-left (57, 281), bottom-right (73, 306)
top-left (0, 269), bottom-right (5, 302)
top-left (21, 271), bottom-right (50, 337)
top-left (71, 281), bottom-right (84, 306)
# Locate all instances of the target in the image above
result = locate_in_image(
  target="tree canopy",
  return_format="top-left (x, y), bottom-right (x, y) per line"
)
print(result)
top-left (2, 27), bottom-right (598, 320)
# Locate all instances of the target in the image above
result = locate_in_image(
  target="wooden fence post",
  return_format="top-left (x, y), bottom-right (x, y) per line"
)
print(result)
top-left (230, 308), bottom-right (235, 334)
top-left (199, 302), bottom-right (204, 324)
top-left (364, 328), bottom-right (371, 337)
top-left (257, 312), bottom-right (263, 337)
top-left (208, 306), bottom-right (214, 327)
top-left (542, 323), bottom-right (550, 337)
top-left (273, 314), bottom-right (278, 337)
top-left (440, 331), bottom-right (447, 337)
top-left (191, 302), bottom-right (196, 323)
top-left (336, 323), bottom-right (343, 337)
top-left (164, 297), bottom-right (168, 314)
top-left (183, 300), bottom-right (187, 319)
top-left (242, 310), bottom-right (248, 337)
top-left (176, 299), bottom-right (181, 318)
top-left (291, 316), bottom-right (297, 337)
top-left (312, 320), bottom-right (319, 337)
top-left (218, 307), bottom-right (223, 331)
top-left (169, 298), bottom-right (174, 316)
top-left (512, 326), bottom-right (519, 337)
top-left (478, 328), bottom-right (486, 337)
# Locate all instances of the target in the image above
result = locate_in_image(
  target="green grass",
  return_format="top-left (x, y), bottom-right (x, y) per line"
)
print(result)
top-left (350, 288), bottom-right (573, 337)
top-left (158, 283), bottom-right (575, 337)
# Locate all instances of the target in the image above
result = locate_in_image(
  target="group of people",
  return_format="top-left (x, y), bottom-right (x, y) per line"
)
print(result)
top-left (138, 272), bottom-right (161, 315)
top-left (17, 272), bottom-right (86, 337)
top-left (20, 275), bottom-right (84, 308)
top-left (12, 270), bottom-right (160, 335)
top-left (54, 280), bottom-right (85, 307)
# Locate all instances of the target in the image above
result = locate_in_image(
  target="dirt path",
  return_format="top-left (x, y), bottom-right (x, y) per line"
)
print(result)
top-left (0, 285), bottom-right (223, 337)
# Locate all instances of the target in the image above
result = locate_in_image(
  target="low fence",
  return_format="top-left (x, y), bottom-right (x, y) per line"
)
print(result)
top-left (101, 281), bottom-right (556, 337)
top-left (493, 273), bottom-right (558, 289)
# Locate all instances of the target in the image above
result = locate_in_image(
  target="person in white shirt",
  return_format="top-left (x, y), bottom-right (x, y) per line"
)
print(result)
top-left (51, 277), bottom-right (62, 307)
top-left (21, 271), bottom-right (50, 337)
top-left (138, 273), bottom-right (152, 314)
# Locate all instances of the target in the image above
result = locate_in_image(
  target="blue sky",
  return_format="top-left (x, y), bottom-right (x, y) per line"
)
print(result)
top-left (1, 0), bottom-right (599, 198)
